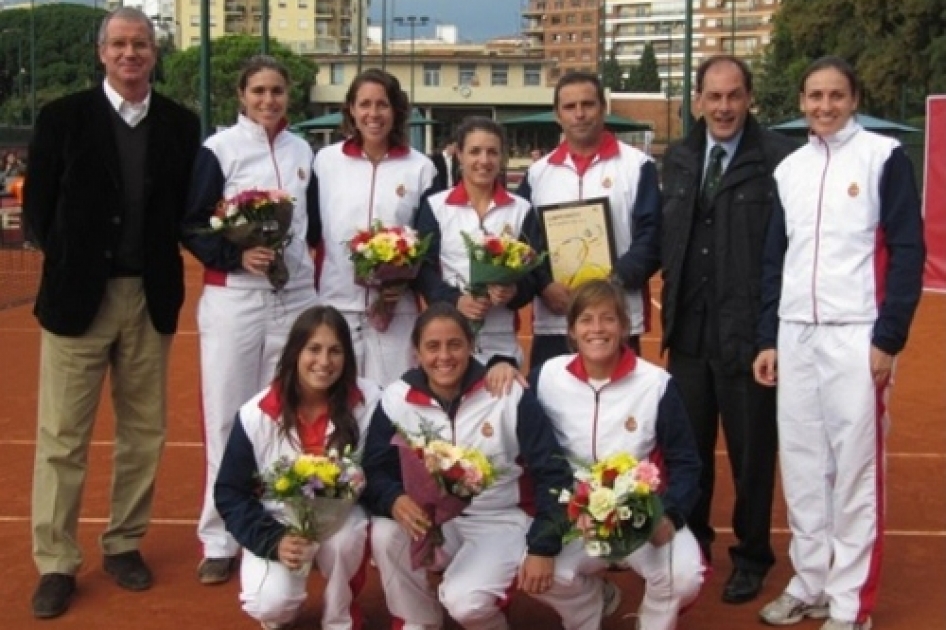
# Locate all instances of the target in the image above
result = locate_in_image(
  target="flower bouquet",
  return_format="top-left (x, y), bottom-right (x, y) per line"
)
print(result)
top-left (207, 189), bottom-right (294, 290)
top-left (557, 452), bottom-right (664, 562)
top-left (391, 421), bottom-right (496, 572)
top-left (347, 221), bottom-right (431, 332)
top-left (461, 229), bottom-right (546, 332)
top-left (259, 449), bottom-right (366, 575)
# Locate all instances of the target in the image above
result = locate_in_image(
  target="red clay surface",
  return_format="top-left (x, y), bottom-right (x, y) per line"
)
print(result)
top-left (0, 257), bottom-right (943, 629)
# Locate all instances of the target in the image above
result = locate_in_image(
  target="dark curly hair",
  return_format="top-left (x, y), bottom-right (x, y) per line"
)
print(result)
top-left (341, 68), bottom-right (410, 150)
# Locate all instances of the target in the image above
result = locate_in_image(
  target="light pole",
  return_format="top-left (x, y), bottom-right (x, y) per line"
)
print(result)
top-left (261, 0), bottom-right (270, 54)
top-left (730, 0), bottom-right (736, 54)
top-left (663, 23), bottom-right (673, 141)
top-left (392, 15), bottom-right (428, 105)
top-left (29, 0), bottom-right (36, 126)
top-left (381, 0), bottom-right (387, 69)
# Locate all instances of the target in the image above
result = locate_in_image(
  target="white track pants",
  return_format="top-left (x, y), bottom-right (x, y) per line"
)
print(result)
top-left (197, 285), bottom-right (318, 558)
top-left (240, 505), bottom-right (370, 630)
top-left (372, 510), bottom-right (546, 630)
top-left (342, 309), bottom-right (416, 387)
top-left (534, 527), bottom-right (703, 630)
top-left (777, 322), bottom-right (888, 624)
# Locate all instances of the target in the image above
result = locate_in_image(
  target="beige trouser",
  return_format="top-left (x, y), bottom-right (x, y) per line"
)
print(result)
top-left (32, 278), bottom-right (171, 575)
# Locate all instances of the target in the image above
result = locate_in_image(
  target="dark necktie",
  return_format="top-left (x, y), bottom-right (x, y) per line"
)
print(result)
top-left (702, 144), bottom-right (726, 206)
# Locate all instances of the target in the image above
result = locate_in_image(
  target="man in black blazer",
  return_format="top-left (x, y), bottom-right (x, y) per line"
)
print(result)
top-left (660, 55), bottom-right (796, 605)
top-left (23, 7), bottom-right (200, 619)
top-left (430, 139), bottom-right (459, 191)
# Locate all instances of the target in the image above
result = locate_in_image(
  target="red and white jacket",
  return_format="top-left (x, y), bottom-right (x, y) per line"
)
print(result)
top-left (313, 139), bottom-right (436, 314)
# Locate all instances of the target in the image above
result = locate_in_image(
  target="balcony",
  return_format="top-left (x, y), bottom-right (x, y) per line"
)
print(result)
top-left (315, 2), bottom-right (333, 17)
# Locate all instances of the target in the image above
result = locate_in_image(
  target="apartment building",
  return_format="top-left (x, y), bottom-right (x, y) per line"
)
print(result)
top-left (524, 0), bottom-right (778, 94)
top-left (521, 0), bottom-right (602, 85)
top-left (174, 0), bottom-right (366, 54)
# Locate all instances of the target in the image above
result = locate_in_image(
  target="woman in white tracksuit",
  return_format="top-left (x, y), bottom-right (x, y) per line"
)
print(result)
top-left (530, 280), bottom-right (704, 630)
top-left (313, 68), bottom-right (436, 386)
top-left (361, 303), bottom-right (592, 630)
top-left (413, 117), bottom-right (535, 368)
top-left (754, 57), bottom-right (925, 630)
top-left (182, 56), bottom-right (320, 584)
top-left (215, 306), bottom-right (381, 630)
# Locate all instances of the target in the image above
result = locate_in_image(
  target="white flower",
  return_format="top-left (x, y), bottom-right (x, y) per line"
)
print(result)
top-left (558, 489), bottom-right (572, 504)
top-left (612, 471), bottom-right (635, 498)
top-left (209, 216), bottom-right (223, 229)
top-left (618, 506), bottom-right (632, 521)
top-left (586, 540), bottom-right (605, 556)
top-left (234, 216), bottom-right (248, 226)
top-left (587, 487), bottom-right (617, 521)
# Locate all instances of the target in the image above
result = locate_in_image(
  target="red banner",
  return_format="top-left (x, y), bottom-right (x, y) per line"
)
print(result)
top-left (924, 95), bottom-right (946, 292)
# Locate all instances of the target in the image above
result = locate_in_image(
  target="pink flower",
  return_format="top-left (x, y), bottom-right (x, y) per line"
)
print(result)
top-left (632, 462), bottom-right (661, 489)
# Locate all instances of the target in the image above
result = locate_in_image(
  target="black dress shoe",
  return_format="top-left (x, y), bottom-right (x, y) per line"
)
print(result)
top-left (104, 550), bottom-right (153, 591)
top-left (722, 568), bottom-right (764, 604)
top-left (32, 573), bottom-right (76, 619)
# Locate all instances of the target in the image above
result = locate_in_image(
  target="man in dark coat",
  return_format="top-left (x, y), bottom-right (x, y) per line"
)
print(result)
top-left (659, 55), bottom-right (797, 605)
top-left (23, 7), bottom-right (200, 619)
top-left (429, 138), bottom-right (459, 191)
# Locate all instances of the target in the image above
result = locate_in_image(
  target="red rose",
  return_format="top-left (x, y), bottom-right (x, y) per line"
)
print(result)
top-left (484, 237), bottom-right (505, 257)
top-left (602, 468), bottom-right (618, 488)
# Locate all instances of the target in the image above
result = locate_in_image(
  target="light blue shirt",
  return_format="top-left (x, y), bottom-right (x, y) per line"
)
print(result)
top-left (702, 129), bottom-right (743, 182)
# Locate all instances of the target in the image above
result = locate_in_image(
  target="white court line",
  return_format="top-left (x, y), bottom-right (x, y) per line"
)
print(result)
top-left (0, 515), bottom-right (942, 538)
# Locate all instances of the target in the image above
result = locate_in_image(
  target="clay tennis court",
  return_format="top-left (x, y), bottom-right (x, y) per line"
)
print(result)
top-left (1, 252), bottom-right (943, 629)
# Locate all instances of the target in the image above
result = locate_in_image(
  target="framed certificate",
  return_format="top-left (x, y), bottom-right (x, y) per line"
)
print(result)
top-left (537, 197), bottom-right (616, 288)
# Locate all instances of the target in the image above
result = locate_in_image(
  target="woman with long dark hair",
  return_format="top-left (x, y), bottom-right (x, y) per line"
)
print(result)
top-left (313, 68), bottom-right (436, 386)
top-left (215, 305), bottom-right (381, 630)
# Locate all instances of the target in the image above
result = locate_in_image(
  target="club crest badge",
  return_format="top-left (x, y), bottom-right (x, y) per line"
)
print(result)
top-left (848, 182), bottom-right (859, 197)
top-left (481, 421), bottom-right (494, 438)
top-left (602, 176), bottom-right (613, 189)
top-left (298, 167), bottom-right (306, 180)
top-left (624, 416), bottom-right (638, 432)
top-left (396, 184), bottom-right (407, 198)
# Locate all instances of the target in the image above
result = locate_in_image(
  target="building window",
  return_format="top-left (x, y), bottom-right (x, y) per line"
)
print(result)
top-left (330, 63), bottom-right (344, 85)
top-left (566, 14), bottom-right (576, 24)
top-left (524, 63), bottom-right (542, 86)
top-left (278, 18), bottom-right (287, 28)
top-left (491, 64), bottom-right (509, 86)
top-left (550, 15), bottom-right (561, 25)
top-left (299, 19), bottom-right (308, 29)
top-left (458, 63), bottom-right (477, 85)
top-left (297, 0), bottom-right (307, 7)
top-left (582, 13), bottom-right (592, 23)
top-left (581, 31), bottom-right (591, 43)
top-left (581, 50), bottom-right (591, 61)
top-left (423, 63), bottom-right (441, 87)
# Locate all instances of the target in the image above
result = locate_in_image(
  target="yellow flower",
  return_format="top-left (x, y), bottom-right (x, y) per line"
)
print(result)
top-left (592, 453), bottom-right (638, 482)
top-left (310, 460), bottom-right (341, 486)
top-left (292, 454), bottom-right (320, 478)
top-left (273, 476), bottom-right (291, 493)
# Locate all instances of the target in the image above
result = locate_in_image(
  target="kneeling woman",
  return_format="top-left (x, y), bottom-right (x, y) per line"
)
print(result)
top-left (361, 303), bottom-right (592, 630)
top-left (532, 280), bottom-right (705, 630)
top-left (214, 306), bottom-right (381, 630)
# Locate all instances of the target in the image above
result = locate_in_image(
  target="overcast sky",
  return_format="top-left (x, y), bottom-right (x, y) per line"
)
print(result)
top-left (367, 0), bottom-right (523, 43)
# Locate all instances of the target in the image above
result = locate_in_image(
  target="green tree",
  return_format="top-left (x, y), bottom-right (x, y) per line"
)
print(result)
top-left (600, 48), bottom-right (624, 92)
top-left (755, 0), bottom-right (946, 123)
top-left (159, 35), bottom-right (317, 127)
top-left (624, 42), bottom-right (661, 93)
top-left (0, 3), bottom-right (107, 125)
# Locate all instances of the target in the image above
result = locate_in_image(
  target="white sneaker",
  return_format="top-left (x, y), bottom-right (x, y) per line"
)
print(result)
top-left (820, 618), bottom-right (872, 630)
top-left (760, 592), bottom-right (830, 625)
top-left (602, 579), bottom-right (622, 617)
